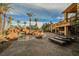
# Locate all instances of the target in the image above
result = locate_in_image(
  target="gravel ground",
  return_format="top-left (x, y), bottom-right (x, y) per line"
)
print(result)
top-left (0, 33), bottom-right (78, 56)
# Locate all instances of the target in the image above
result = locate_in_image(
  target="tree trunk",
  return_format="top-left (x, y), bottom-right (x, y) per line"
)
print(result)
top-left (3, 14), bottom-right (6, 30)
top-left (0, 14), bottom-right (2, 34)
top-left (29, 17), bottom-right (31, 29)
top-left (35, 20), bottom-right (37, 27)
top-left (3, 13), bottom-right (6, 35)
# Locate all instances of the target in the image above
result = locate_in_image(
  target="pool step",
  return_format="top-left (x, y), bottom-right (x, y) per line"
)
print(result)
top-left (49, 38), bottom-right (67, 46)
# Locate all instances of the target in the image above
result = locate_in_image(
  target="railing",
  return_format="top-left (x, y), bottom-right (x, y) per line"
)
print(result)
top-left (68, 16), bottom-right (76, 22)
top-left (68, 16), bottom-right (77, 25)
top-left (52, 16), bottom-right (77, 29)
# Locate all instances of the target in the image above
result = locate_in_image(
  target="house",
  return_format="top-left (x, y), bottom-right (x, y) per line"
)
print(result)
top-left (52, 3), bottom-right (78, 37)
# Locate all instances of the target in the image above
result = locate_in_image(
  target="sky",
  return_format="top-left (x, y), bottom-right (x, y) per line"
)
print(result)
top-left (5, 3), bottom-right (71, 27)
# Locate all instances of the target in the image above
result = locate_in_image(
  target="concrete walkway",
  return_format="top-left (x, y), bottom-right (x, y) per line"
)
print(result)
top-left (0, 33), bottom-right (76, 56)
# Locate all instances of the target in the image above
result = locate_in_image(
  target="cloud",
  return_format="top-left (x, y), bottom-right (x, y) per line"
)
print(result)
top-left (6, 3), bottom-right (71, 23)
top-left (30, 3), bottom-right (71, 11)
top-left (56, 16), bottom-right (64, 20)
top-left (12, 20), bottom-right (46, 28)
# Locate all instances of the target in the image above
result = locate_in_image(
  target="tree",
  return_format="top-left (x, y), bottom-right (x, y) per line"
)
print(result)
top-left (0, 3), bottom-right (4, 34)
top-left (8, 16), bottom-right (12, 27)
top-left (1, 4), bottom-right (11, 29)
top-left (42, 23), bottom-right (52, 32)
top-left (31, 25), bottom-right (39, 30)
top-left (71, 18), bottom-right (79, 36)
top-left (23, 21), bottom-right (27, 26)
top-left (34, 18), bottom-right (38, 26)
top-left (49, 21), bottom-right (53, 32)
top-left (17, 20), bottom-right (20, 26)
top-left (26, 12), bottom-right (32, 29)
top-left (0, 3), bottom-right (11, 34)
top-left (0, 15), bottom-right (2, 34)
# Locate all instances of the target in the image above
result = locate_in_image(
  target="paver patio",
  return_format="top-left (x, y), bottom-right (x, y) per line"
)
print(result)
top-left (0, 33), bottom-right (78, 56)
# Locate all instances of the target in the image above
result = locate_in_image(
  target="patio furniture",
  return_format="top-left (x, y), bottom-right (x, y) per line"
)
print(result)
top-left (54, 36), bottom-right (71, 44)
top-left (49, 38), bottom-right (67, 46)
top-left (59, 36), bottom-right (76, 42)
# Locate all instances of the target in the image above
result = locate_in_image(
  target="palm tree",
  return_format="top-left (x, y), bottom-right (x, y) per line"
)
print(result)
top-left (0, 15), bottom-right (2, 34)
top-left (26, 12), bottom-right (32, 29)
top-left (23, 21), bottom-right (27, 27)
top-left (17, 20), bottom-right (20, 27)
top-left (0, 3), bottom-right (4, 34)
top-left (8, 16), bottom-right (12, 27)
top-left (34, 18), bottom-right (38, 26)
top-left (49, 21), bottom-right (53, 32)
top-left (3, 4), bottom-right (11, 30)
top-left (0, 3), bottom-right (11, 33)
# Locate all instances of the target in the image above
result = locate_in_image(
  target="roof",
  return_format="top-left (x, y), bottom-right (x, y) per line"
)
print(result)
top-left (63, 3), bottom-right (77, 13)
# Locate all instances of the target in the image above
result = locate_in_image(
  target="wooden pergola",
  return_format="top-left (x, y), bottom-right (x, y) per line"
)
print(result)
top-left (62, 3), bottom-right (77, 36)
top-left (63, 3), bottom-right (77, 21)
